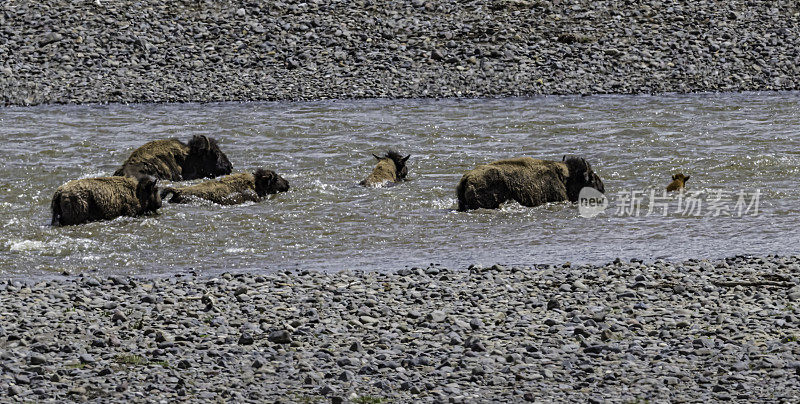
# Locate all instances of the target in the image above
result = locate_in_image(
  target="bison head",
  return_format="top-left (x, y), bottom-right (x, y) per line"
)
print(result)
top-left (672, 173), bottom-right (690, 182)
top-left (667, 173), bottom-right (690, 191)
top-left (380, 150), bottom-right (411, 181)
top-left (183, 135), bottom-right (233, 180)
top-left (562, 155), bottom-right (605, 202)
top-left (135, 175), bottom-right (162, 214)
top-left (254, 168), bottom-right (290, 197)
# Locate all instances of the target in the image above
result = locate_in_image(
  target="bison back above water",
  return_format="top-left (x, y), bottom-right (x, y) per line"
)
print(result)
top-left (114, 135), bottom-right (232, 181)
top-left (359, 150), bottom-right (410, 188)
top-left (161, 168), bottom-right (290, 205)
top-left (51, 176), bottom-right (161, 226)
top-left (456, 156), bottom-right (605, 211)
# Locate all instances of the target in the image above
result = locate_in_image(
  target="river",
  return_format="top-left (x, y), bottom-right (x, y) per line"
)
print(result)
top-left (1, 93), bottom-right (798, 277)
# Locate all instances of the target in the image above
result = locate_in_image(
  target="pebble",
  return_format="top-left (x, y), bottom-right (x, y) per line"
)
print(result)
top-left (0, 255), bottom-right (797, 401)
top-left (29, 354), bottom-right (47, 365)
top-left (268, 330), bottom-right (292, 344)
top-left (428, 310), bottom-right (446, 323)
top-left (1, 1), bottom-right (797, 106)
top-left (8, 385), bottom-right (22, 396)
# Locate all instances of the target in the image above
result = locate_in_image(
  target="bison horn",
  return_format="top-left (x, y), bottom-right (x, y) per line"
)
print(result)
top-left (144, 176), bottom-right (157, 189)
top-left (373, 153), bottom-right (381, 160)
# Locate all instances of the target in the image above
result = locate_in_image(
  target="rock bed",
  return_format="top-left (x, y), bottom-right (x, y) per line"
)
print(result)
top-left (2, 0), bottom-right (800, 106)
top-left (1, 255), bottom-right (799, 402)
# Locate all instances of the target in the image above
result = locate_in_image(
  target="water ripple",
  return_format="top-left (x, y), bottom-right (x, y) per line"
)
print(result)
top-left (1, 93), bottom-right (799, 277)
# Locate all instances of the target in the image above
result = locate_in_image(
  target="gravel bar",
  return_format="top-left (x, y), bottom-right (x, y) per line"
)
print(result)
top-left (2, 255), bottom-right (800, 402)
top-left (2, 0), bottom-right (800, 105)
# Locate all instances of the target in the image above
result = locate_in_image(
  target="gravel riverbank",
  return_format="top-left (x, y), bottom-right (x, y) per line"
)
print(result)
top-left (2, 255), bottom-right (799, 402)
top-left (2, 0), bottom-right (799, 105)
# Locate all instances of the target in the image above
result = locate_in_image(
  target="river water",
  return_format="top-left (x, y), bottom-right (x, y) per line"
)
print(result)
top-left (1, 93), bottom-right (798, 278)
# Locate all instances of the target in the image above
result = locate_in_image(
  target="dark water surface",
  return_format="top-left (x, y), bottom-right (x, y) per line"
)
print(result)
top-left (1, 93), bottom-right (798, 277)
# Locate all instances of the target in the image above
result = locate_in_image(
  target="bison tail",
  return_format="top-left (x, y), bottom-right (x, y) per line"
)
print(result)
top-left (455, 180), bottom-right (491, 211)
top-left (455, 181), bottom-right (468, 211)
top-left (51, 193), bottom-right (76, 226)
top-left (50, 195), bottom-right (62, 226)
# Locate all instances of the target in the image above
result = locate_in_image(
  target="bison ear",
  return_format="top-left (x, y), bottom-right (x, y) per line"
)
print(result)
top-left (144, 176), bottom-right (158, 190)
top-left (401, 154), bottom-right (410, 164)
top-left (373, 153), bottom-right (381, 160)
top-left (672, 174), bottom-right (678, 180)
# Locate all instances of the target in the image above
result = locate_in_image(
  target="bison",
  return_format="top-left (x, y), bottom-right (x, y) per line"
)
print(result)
top-left (359, 150), bottom-right (410, 187)
top-left (51, 176), bottom-right (161, 226)
top-left (160, 168), bottom-right (290, 205)
top-left (666, 173), bottom-right (690, 192)
top-left (114, 135), bottom-right (233, 181)
top-left (456, 155), bottom-right (605, 211)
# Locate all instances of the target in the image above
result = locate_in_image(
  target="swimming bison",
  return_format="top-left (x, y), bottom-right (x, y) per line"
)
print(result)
top-left (456, 156), bottom-right (605, 211)
top-left (666, 173), bottom-right (690, 192)
top-left (51, 176), bottom-right (161, 226)
top-left (359, 150), bottom-right (410, 187)
top-left (114, 135), bottom-right (233, 181)
top-left (160, 168), bottom-right (290, 205)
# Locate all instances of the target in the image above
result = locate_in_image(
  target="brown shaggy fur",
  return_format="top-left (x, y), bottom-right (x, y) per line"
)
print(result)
top-left (161, 169), bottom-right (290, 205)
top-left (114, 136), bottom-right (232, 181)
top-left (114, 139), bottom-right (188, 180)
top-left (51, 176), bottom-right (161, 226)
top-left (456, 156), bottom-right (605, 211)
top-left (359, 150), bottom-right (410, 187)
top-left (666, 173), bottom-right (690, 192)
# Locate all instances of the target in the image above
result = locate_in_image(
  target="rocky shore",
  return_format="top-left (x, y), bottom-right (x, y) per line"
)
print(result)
top-left (1, 0), bottom-right (799, 105)
top-left (1, 255), bottom-right (799, 402)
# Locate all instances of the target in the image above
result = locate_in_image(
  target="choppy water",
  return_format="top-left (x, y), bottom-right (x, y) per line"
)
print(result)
top-left (1, 93), bottom-right (799, 278)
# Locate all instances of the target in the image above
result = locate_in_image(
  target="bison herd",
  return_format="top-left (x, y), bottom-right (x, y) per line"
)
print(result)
top-left (50, 135), bottom-right (289, 226)
top-left (50, 136), bottom-right (690, 226)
